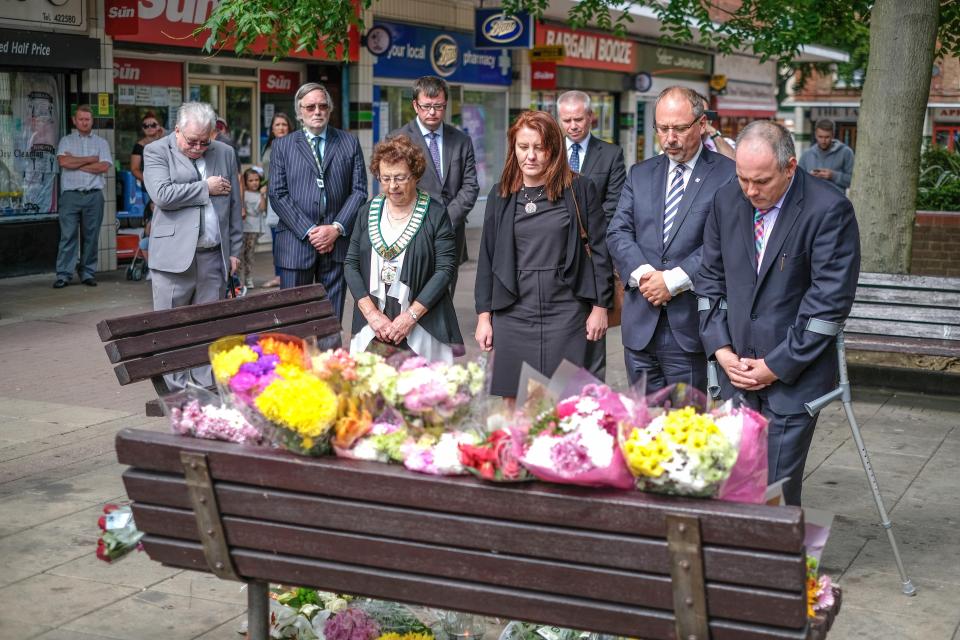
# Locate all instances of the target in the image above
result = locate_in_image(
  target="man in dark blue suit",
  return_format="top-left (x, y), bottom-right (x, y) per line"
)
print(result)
top-left (698, 120), bottom-right (861, 506)
top-left (607, 86), bottom-right (735, 392)
top-left (269, 82), bottom-right (368, 320)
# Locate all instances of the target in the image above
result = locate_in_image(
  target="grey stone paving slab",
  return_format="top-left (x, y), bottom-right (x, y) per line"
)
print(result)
top-left (32, 630), bottom-right (124, 640)
top-left (0, 573), bottom-right (136, 627)
top-left (850, 522), bottom-right (960, 585)
top-left (891, 494), bottom-right (960, 530)
top-left (194, 613), bottom-right (247, 639)
top-left (62, 590), bottom-right (246, 640)
top-left (840, 565), bottom-right (960, 621)
top-left (827, 605), bottom-right (958, 639)
top-left (0, 505), bottom-right (103, 586)
top-left (0, 618), bottom-right (53, 640)
top-left (149, 571), bottom-right (250, 606)
top-left (0, 491), bottom-right (103, 538)
top-left (46, 546), bottom-right (182, 590)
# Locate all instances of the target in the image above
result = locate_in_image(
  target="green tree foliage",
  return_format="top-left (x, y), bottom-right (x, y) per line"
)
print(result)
top-left (917, 146), bottom-right (960, 212)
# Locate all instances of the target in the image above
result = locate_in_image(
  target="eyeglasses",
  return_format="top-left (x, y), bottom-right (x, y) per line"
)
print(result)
top-left (301, 102), bottom-right (330, 113)
top-left (654, 118), bottom-right (702, 135)
top-left (142, 122), bottom-right (159, 129)
top-left (177, 131), bottom-right (212, 148)
top-left (378, 174), bottom-right (413, 185)
top-left (416, 101), bottom-right (447, 113)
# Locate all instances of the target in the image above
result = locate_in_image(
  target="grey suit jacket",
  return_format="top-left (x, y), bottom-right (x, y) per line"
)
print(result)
top-left (607, 147), bottom-right (736, 353)
top-left (391, 120), bottom-right (479, 263)
top-left (576, 135), bottom-right (627, 224)
top-left (143, 133), bottom-right (242, 275)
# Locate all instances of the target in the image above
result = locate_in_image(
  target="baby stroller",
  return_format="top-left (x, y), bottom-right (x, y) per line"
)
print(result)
top-left (126, 235), bottom-right (148, 281)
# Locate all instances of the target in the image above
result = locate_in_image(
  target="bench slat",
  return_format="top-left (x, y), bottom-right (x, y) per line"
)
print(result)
top-left (845, 317), bottom-right (960, 341)
top-left (858, 272), bottom-right (960, 290)
top-left (112, 318), bottom-right (341, 384)
top-left (96, 284), bottom-right (329, 341)
top-left (131, 505), bottom-right (804, 628)
top-left (105, 300), bottom-right (335, 362)
top-left (852, 288), bottom-right (960, 309)
top-left (849, 302), bottom-right (960, 326)
top-left (116, 430), bottom-right (805, 554)
top-left (844, 333), bottom-right (960, 357)
top-left (142, 539), bottom-right (809, 640)
top-left (123, 473), bottom-right (805, 591)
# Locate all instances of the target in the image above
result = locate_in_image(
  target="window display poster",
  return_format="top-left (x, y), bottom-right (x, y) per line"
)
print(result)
top-left (0, 71), bottom-right (62, 217)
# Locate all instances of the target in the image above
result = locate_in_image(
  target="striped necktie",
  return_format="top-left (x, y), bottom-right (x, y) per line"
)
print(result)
top-left (754, 207), bottom-right (772, 267)
top-left (428, 132), bottom-right (442, 179)
top-left (663, 163), bottom-right (686, 243)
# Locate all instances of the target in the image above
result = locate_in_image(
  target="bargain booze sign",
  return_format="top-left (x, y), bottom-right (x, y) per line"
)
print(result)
top-left (111, 0), bottom-right (359, 61)
top-left (535, 24), bottom-right (635, 73)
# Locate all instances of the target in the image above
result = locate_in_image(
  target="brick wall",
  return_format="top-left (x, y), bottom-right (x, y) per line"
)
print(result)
top-left (911, 211), bottom-right (960, 277)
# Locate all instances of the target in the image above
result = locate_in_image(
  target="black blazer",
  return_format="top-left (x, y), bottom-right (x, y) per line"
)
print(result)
top-left (576, 135), bottom-right (627, 224)
top-left (344, 196), bottom-right (463, 349)
top-left (698, 170), bottom-right (861, 414)
top-left (475, 175), bottom-right (613, 314)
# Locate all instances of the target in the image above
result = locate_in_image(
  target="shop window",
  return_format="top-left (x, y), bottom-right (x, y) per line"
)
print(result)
top-left (532, 91), bottom-right (617, 144)
top-left (461, 90), bottom-right (506, 199)
top-left (0, 71), bottom-right (63, 218)
top-left (933, 126), bottom-right (960, 153)
top-left (837, 124), bottom-right (857, 151)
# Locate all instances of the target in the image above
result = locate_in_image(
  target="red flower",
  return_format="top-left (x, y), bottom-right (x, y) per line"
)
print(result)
top-left (96, 539), bottom-right (111, 563)
top-left (97, 515), bottom-right (107, 530)
top-left (103, 503), bottom-right (120, 514)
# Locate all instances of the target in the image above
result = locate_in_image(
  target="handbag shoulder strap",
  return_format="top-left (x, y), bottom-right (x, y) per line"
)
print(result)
top-left (570, 183), bottom-right (591, 258)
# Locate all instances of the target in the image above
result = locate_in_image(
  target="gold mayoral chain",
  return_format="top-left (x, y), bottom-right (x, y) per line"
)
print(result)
top-left (368, 190), bottom-right (430, 262)
top-left (521, 185), bottom-right (544, 214)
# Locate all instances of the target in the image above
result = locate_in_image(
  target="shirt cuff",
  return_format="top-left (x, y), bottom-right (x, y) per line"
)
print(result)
top-left (628, 264), bottom-right (654, 288)
top-left (302, 224), bottom-right (316, 241)
top-left (662, 267), bottom-right (691, 297)
top-left (332, 221), bottom-right (345, 236)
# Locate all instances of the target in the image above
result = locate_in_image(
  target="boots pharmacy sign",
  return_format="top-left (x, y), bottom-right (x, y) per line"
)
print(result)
top-left (534, 24), bottom-right (635, 73)
top-left (0, 0), bottom-right (86, 31)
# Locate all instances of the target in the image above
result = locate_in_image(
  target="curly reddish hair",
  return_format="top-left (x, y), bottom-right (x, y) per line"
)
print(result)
top-left (499, 110), bottom-right (572, 201)
top-left (369, 134), bottom-right (427, 181)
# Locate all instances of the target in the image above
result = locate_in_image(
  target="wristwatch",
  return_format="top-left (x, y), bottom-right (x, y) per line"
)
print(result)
top-left (408, 308), bottom-right (420, 321)
top-left (710, 131), bottom-right (722, 140)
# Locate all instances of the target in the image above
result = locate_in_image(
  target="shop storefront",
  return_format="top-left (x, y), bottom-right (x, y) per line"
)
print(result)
top-left (712, 54), bottom-right (778, 140)
top-left (809, 106), bottom-right (859, 150)
top-left (0, 26), bottom-right (101, 277)
top-left (632, 44), bottom-right (712, 162)
top-left (110, 3), bottom-right (355, 169)
top-left (370, 20), bottom-right (512, 204)
top-left (933, 107), bottom-right (960, 152)
top-left (532, 24), bottom-right (635, 146)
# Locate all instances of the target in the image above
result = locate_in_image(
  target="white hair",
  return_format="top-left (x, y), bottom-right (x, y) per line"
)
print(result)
top-left (557, 90), bottom-right (592, 113)
top-left (176, 102), bottom-right (216, 132)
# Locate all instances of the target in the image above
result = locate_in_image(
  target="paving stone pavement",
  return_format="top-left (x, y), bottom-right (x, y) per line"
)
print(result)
top-left (0, 235), bottom-right (958, 640)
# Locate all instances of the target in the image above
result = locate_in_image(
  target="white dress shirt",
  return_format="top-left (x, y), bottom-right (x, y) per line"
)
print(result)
top-left (566, 133), bottom-right (591, 169)
top-left (417, 118), bottom-right (443, 176)
top-left (193, 157), bottom-right (222, 249)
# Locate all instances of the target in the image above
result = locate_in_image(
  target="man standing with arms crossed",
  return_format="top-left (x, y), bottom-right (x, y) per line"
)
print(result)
top-left (270, 82), bottom-right (368, 320)
top-left (607, 86), bottom-right (735, 392)
top-left (392, 76), bottom-right (479, 296)
top-left (698, 120), bottom-right (860, 506)
top-left (53, 105), bottom-right (112, 288)
top-left (557, 90), bottom-right (626, 380)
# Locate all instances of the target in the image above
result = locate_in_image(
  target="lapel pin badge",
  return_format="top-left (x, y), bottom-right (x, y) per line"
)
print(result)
top-left (695, 177), bottom-right (701, 183)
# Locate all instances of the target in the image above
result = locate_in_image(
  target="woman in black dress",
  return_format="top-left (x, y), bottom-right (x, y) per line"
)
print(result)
top-left (475, 111), bottom-right (613, 398)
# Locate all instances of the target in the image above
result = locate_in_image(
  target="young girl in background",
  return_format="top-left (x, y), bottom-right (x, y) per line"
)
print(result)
top-left (241, 168), bottom-right (267, 290)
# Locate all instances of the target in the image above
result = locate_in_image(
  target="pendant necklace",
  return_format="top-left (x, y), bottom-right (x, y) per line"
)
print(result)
top-left (521, 185), bottom-right (544, 214)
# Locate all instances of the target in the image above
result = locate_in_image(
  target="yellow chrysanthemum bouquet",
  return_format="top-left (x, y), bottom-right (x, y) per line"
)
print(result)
top-left (210, 334), bottom-right (338, 455)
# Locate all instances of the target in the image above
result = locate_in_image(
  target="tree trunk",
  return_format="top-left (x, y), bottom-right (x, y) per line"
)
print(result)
top-left (849, 0), bottom-right (939, 273)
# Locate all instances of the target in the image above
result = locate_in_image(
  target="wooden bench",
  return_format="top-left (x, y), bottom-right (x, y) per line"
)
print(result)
top-left (115, 428), bottom-right (829, 640)
top-left (97, 284), bottom-right (342, 416)
top-left (846, 272), bottom-right (960, 356)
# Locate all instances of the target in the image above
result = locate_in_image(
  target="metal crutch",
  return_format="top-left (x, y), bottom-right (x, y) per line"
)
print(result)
top-left (804, 322), bottom-right (917, 596)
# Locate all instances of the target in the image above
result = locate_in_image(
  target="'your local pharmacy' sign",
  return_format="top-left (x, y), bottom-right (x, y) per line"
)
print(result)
top-left (372, 21), bottom-right (511, 86)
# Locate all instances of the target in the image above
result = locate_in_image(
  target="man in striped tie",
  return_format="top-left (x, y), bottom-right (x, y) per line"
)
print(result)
top-left (697, 121), bottom-right (861, 505)
top-left (607, 86), bottom-right (736, 391)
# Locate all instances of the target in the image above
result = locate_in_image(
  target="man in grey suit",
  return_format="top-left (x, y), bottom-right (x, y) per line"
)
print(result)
top-left (606, 86), bottom-right (736, 392)
top-left (391, 76), bottom-right (479, 295)
top-left (269, 82), bottom-right (368, 321)
top-left (557, 90), bottom-right (626, 381)
top-left (144, 101), bottom-right (242, 311)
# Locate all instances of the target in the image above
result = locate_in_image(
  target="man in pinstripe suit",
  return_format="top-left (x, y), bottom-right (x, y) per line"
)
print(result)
top-left (269, 82), bottom-right (368, 320)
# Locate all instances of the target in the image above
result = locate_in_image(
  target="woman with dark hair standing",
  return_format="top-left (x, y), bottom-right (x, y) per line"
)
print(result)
top-left (261, 112), bottom-right (295, 288)
top-left (129, 111), bottom-right (166, 232)
top-left (475, 110), bottom-right (612, 398)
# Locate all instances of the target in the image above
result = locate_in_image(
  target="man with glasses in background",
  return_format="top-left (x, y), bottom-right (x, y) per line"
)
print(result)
top-left (142, 101), bottom-right (242, 385)
top-left (391, 75), bottom-right (478, 295)
top-left (607, 86), bottom-right (736, 393)
top-left (269, 82), bottom-right (367, 320)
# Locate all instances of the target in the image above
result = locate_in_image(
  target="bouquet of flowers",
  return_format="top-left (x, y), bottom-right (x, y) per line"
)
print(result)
top-left (458, 414), bottom-right (532, 482)
top-left (163, 385), bottom-right (261, 444)
top-left (336, 416), bottom-right (411, 463)
top-left (519, 383), bottom-right (636, 489)
top-left (210, 334), bottom-right (339, 455)
top-left (380, 356), bottom-right (486, 434)
top-left (403, 430), bottom-right (480, 476)
top-left (95, 503), bottom-right (143, 563)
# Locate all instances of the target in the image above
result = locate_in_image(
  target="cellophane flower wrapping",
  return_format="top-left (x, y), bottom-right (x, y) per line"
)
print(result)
top-left (209, 333), bottom-right (337, 456)
top-left (96, 503), bottom-right (143, 563)
top-left (715, 404), bottom-right (769, 503)
top-left (458, 413), bottom-right (532, 482)
top-left (162, 384), bottom-right (261, 444)
top-left (519, 383), bottom-right (637, 489)
top-left (402, 430), bottom-right (480, 475)
top-left (621, 400), bottom-right (740, 497)
top-left (379, 355), bottom-right (486, 435)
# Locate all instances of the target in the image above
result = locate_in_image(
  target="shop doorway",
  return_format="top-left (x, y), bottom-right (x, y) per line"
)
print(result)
top-left (934, 126), bottom-right (960, 152)
top-left (188, 79), bottom-right (257, 166)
